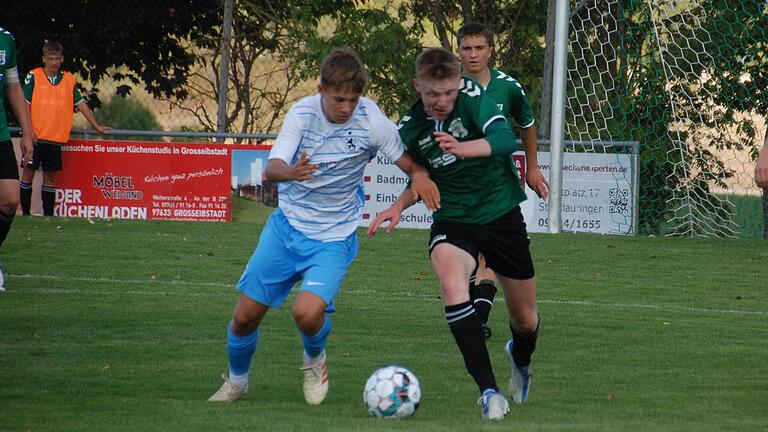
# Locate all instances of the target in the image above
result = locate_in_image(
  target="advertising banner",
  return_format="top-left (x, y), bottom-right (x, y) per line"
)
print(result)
top-left (29, 139), bottom-right (635, 234)
top-left (528, 152), bottom-right (636, 235)
top-left (361, 151), bottom-right (636, 235)
top-left (55, 140), bottom-right (236, 221)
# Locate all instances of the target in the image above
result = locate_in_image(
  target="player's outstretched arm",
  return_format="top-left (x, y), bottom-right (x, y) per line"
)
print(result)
top-left (521, 126), bottom-right (549, 199)
top-left (77, 102), bottom-right (112, 134)
top-left (266, 151), bottom-right (319, 182)
top-left (435, 131), bottom-right (491, 159)
top-left (392, 152), bottom-right (440, 211)
top-left (367, 188), bottom-right (418, 237)
top-left (436, 120), bottom-right (516, 159)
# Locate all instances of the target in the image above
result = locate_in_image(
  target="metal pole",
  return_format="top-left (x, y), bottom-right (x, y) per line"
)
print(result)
top-left (539, 0), bottom-right (556, 139)
top-left (216, 0), bottom-right (235, 141)
top-left (547, 0), bottom-right (569, 233)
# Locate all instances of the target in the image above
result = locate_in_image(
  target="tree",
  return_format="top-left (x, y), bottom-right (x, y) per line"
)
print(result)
top-left (166, 0), bottom-right (357, 135)
top-left (95, 96), bottom-right (164, 141)
top-left (619, 0), bottom-right (768, 235)
top-left (5, 0), bottom-right (222, 107)
top-left (411, 0), bottom-right (549, 115)
top-left (282, 2), bottom-right (426, 118)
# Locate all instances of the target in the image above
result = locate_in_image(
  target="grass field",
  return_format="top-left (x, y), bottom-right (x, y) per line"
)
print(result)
top-left (1, 212), bottom-right (767, 431)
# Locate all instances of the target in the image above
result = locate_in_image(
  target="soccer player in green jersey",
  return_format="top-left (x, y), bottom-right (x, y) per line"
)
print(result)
top-left (0, 28), bottom-right (35, 291)
top-left (456, 22), bottom-right (549, 339)
top-left (368, 47), bottom-right (541, 419)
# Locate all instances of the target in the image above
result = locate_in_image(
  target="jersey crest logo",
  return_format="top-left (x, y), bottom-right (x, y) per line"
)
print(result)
top-left (448, 118), bottom-right (469, 139)
top-left (346, 137), bottom-right (357, 152)
top-left (0, 50), bottom-right (6, 66)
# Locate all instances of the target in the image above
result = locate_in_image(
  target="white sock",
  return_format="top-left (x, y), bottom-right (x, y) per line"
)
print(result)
top-left (229, 372), bottom-right (249, 389)
top-left (303, 350), bottom-right (323, 365)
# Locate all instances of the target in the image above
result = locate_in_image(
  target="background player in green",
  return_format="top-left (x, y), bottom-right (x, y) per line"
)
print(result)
top-left (457, 22), bottom-right (548, 338)
top-left (0, 27), bottom-right (35, 291)
top-left (368, 47), bottom-right (541, 419)
top-left (20, 40), bottom-right (110, 216)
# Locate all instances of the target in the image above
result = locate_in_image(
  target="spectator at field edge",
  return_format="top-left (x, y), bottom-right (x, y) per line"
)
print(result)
top-left (20, 40), bottom-right (110, 217)
top-left (208, 47), bottom-right (439, 404)
top-left (368, 47), bottom-right (541, 420)
top-left (0, 27), bottom-right (35, 292)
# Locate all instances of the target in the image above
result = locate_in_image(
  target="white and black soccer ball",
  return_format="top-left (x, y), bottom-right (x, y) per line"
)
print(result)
top-left (363, 365), bottom-right (421, 419)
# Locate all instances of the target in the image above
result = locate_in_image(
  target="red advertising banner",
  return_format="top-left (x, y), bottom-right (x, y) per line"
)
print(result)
top-left (55, 140), bottom-right (259, 222)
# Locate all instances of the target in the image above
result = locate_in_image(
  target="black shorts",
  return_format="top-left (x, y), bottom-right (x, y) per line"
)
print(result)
top-left (0, 140), bottom-right (20, 180)
top-left (24, 141), bottom-right (63, 172)
top-left (428, 206), bottom-right (535, 280)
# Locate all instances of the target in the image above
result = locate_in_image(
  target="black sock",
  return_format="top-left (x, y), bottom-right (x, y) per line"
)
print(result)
top-left (470, 279), bottom-right (497, 325)
top-left (509, 316), bottom-right (541, 367)
top-left (20, 182), bottom-right (32, 215)
top-left (41, 186), bottom-right (56, 216)
top-left (446, 302), bottom-right (497, 393)
top-left (0, 210), bottom-right (14, 247)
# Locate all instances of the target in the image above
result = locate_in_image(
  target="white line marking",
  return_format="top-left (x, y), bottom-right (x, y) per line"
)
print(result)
top-left (5, 274), bottom-right (767, 317)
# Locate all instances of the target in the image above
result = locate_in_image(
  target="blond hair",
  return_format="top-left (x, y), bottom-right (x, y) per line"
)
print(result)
top-left (415, 48), bottom-right (461, 81)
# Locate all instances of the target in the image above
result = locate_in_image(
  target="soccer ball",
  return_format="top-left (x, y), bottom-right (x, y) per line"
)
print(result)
top-left (363, 365), bottom-right (421, 419)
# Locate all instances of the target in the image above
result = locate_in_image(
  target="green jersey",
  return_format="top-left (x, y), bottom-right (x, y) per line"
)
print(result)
top-left (398, 77), bottom-right (527, 224)
top-left (483, 68), bottom-right (535, 129)
top-left (0, 27), bottom-right (19, 142)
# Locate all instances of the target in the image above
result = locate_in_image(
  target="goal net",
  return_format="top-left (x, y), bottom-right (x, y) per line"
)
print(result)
top-left (566, 0), bottom-right (767, 237)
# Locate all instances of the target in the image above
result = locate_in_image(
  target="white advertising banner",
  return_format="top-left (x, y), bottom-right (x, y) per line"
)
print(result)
top-left (527, 152), bottom-right (635, 235)
top-left (359, 154), bottom-right (434, 228)
top-left (360, 151), bottom-right (636, 235)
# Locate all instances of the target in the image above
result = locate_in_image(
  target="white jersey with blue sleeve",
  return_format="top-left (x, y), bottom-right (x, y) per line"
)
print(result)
top-left (269, 94), bottom-right (405, 241)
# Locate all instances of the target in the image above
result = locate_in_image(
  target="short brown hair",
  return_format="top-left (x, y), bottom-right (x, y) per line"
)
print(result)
top-left (457, 22), bottom-right (494, 48)
top-left (415, 48), bottom-right (461, 81)
top-left (320, 47), bottom-right (369, 93)
top-left (42, 40), bottom-right (64, 55)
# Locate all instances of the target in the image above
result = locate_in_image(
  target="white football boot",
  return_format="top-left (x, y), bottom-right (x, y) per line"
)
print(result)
top-left (301, 350), bottom-right (328, 405)
top-left (478, 389), bottom-right (510, 420)
top-left (208, 374), bottom-right (247, 401)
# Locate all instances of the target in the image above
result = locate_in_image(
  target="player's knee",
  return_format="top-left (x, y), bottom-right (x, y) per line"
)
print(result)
top-left (512, 313), bottom-right (539, 334)
top-left (0, 199), bottom-right (18, 215)
top-left (231, 310), bottom-right (259, 336)
top-left (292, 308), bottom-right (323, 335)
top-left (0, 187), bottom-right (19, 214)
top-left (440, 279), bottom-right (472, 304)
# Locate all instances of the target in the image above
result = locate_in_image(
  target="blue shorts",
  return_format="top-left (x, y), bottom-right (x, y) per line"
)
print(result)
top-left (236, 208), bottom-right (359, 310)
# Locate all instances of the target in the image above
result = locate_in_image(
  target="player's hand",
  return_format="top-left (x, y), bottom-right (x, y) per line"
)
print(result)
top-left (410, 171), bottom-right (440, 211)
top-left (20, 134), bottom-right (34, 166)
top-left (367, 206), bottom-right (402, 237)
top-left (292, 151), bottom-right (319, 181)
top-left (434, 132), bottom-right (466, 158)
top-left (526, 166), bottom-right (549, 199)
top-left (95, 124), bottom-right (112, 134)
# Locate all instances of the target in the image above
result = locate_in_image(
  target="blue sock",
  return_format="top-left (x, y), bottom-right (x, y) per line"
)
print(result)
top-left (300, 315), bottom-right (332, 359)
top-left (227, 322), bottom-right (258, 375)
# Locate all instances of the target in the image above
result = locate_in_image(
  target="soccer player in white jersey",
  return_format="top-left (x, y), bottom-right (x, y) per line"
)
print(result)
top-left (209, 48), bottom-right (439, 404)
